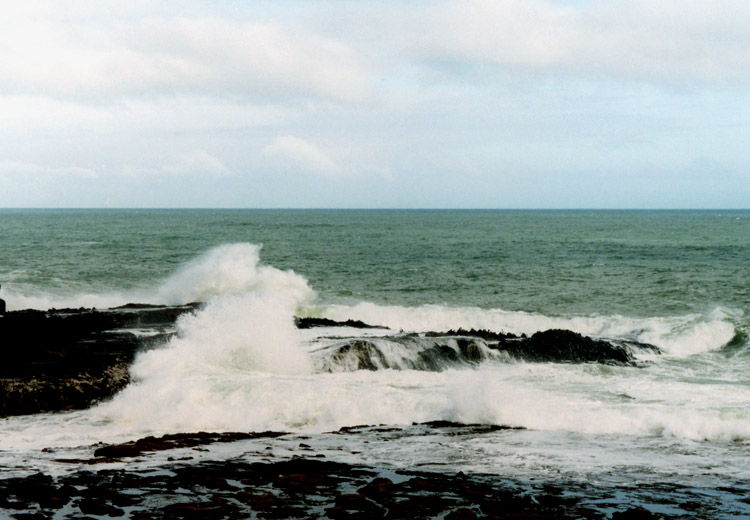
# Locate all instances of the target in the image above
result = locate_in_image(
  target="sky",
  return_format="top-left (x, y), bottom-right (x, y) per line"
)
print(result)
top-left (0, 0), bottom-right (748, 208)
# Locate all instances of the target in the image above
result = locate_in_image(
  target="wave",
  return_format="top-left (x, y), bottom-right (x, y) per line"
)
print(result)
top-left (310, 330), bottom-right (657, 372)
top-left (2, 243), bottom-right (312, 312)
top-left (4, 242), bottom-right (741, 360)
top-left (1, 243), bottom-right (748, 445)
top-left (91, 362), bottom-right (750, 442)
top-left (315, 302), bottom-right (741, 358)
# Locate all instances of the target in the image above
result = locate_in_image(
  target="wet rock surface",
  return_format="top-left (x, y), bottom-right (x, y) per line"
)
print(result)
top-left (0, 427), bottom-right (736, 519)
top-left (296, 317), bottom-right (387, 330)
top-left (1, 421), bottom-right (745, 519)
top-left (93, 431), bottom-right (288, 459)
top-left (318, 328), bottom-right (659, 372)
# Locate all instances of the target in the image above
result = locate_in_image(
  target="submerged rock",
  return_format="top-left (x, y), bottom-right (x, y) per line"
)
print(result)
top-left (502, 328), bottom-right (651, 365)
top-left (317, 328), bottom-right (660, 372)
top-left (296, 317), bottom-right (387, 329)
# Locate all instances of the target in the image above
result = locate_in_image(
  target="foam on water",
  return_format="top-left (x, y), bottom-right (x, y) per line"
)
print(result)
top-left (154, 243), bottom-right (314, 305)
top-left (1, 243), bottom-right (748, 451)
top-left (5, 359), bottom-right (750, 451)
top-left (316, 302), bottom-right (739, 357)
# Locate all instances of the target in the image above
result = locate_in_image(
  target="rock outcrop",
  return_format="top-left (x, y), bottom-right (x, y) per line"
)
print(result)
top-left (0, 304), bottom-right (199, 417)
top-left (315, 328), bottom-right (659, 372)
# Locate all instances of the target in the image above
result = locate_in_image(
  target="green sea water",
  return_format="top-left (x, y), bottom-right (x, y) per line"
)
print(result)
top-left (1, 209), bottom-right (748, 323)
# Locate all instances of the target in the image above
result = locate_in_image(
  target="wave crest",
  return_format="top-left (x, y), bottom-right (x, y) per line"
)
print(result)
top-left (315, 302), bottom-right (740, 357)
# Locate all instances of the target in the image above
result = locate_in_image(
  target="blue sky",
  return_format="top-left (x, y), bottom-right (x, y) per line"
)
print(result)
top-left (0, 0), bottom-right (748, 208)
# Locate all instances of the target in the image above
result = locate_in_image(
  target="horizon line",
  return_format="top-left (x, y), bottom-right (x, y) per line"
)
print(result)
top-left (1, 207), bottom-right (749, 212)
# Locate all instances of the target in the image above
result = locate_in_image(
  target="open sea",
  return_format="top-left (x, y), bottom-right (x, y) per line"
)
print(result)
top-left (1, 209), bottom-right (749, 517)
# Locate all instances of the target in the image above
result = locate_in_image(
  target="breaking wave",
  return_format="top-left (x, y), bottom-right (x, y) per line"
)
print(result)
top-left (316, 303), bottom-right (740, 358)
top-left (2, 243), bottom-right (748, 443)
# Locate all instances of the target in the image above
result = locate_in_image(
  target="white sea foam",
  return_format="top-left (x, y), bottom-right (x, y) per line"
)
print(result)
top-left (5, 360), bottom-right (749, 449)
top-left (154, 243), bottom-right (314, 305)
top-left (94, 244), bottom-right (314, 432)
top-left (441, 364), bottom-right (750, 442)
top-left (315, 302), bottom-right (738, 357)
top-left (3, 243), bottom-right (311, 311)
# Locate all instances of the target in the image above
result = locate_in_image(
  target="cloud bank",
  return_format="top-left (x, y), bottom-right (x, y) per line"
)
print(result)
top-left (0, 0), bottom-right (748, 208)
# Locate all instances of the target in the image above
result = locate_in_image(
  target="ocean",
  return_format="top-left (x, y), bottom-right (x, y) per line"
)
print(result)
top-left (1, 209), bottom-right (749, 517)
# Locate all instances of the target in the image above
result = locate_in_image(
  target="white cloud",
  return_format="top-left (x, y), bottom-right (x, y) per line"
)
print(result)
top-left (401, 0), bottom-right (750, 85)
top-left (0, 151), bottom-right (229, 182)
top-left (153, 150), bottom-right (231, 176)
top-left (0, 12), bottom-right (371, 103)
top-left (117, 151), bottom-right (233, 178)
top-left (262, 135), bottom-right (340, 175)
top-left (0, 160), bottom-right (102, 179)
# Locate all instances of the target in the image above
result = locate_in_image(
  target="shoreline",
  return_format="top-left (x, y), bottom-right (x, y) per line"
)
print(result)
top-left (1, 427), bottom-right (728, 519)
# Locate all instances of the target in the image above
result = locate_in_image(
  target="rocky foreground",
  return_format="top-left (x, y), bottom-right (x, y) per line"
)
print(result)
top-left (0, 426), bottom-right (729, 520)
top-left (0, 304), bottom-right (659, 417)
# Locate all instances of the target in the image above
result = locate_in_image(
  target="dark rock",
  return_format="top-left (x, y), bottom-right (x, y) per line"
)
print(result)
top-left (418, 420), bottom-right (523, 433)
top-left (78, 498), bottom-right (125, 517)
top-left (498, 329), bottom-right (636, 365)
top-left (274, 472), bottom-right (337, 494)
top-left (93, 443), bottom-right (143, 459)
top-left (0, 454), bottom-right (729, 519)
top-left (0, 304), bottom-right (200, 417)
top-left (387, 495), bottom-right (453, 518)
top-left (320, 328), bottom-right (659, 372)
top-left (327, 493), bottom-right (386, 519)
top-left (358, 477), bottom-right (394, 499)
top-left (295, 317), bottom-right (386, 329)
top-left (38, 491), bottom-right (72, 510)
top-left (612, 506), bottom-right (657, 520)
top-left (237, 490), bottom-right (281, 510)
top-left (10, 514), bottom-right (50, 520)
top-left (94, 431), bottom-right (287, 459)
top-left (327, 340), bottom-right (390, 370)
top-left (445, 508), bottom-right (479, 520)
top-left (479, 491), bottom-right (535, 517)
top-left (425, 328), bottom-right (518, 342)
top-left (160, 500), bottom-right (240, 519)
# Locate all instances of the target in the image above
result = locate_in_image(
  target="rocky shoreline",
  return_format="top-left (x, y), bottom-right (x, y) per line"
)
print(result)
top-left (0, 425), bottom-right (723, 520)
top-left (1, 304), bottom-right (659, 418)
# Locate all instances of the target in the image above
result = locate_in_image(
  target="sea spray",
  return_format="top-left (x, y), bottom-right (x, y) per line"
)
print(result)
top-left (155, 243), bottom-right (314, 305)
top-left (98, 243), bottom-right (314, 432)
